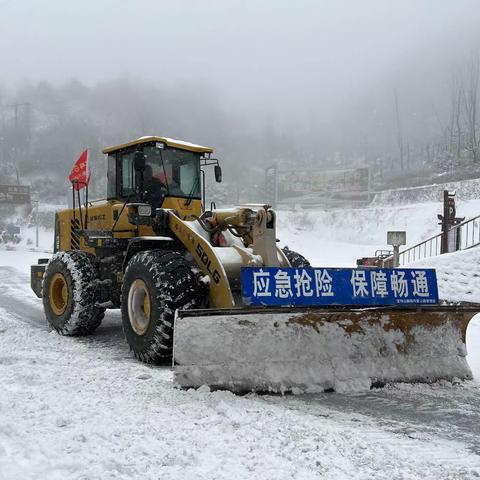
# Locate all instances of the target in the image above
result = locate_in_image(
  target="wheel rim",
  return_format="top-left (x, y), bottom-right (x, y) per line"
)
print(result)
top-left (49, 272), bottom-right (68, 315)
top-left (128, 279), bottom-right (151, 336)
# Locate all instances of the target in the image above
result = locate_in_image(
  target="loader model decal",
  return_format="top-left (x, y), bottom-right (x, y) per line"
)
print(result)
top-left (89, 214), bottom-right (106, 222)
top-left (195, 243), bottom-right (221, 284)
top-left (242, 267), bottom-right (439, 306)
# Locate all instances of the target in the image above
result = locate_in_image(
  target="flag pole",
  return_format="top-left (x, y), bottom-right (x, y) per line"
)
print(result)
top-left (85, 180), bottom-right (88, 230)
top-left (76, 184), bottom-right (83, 230)
top-left (68, 148), bottom-right (89, 231)
top-left (72, 183), bottom-right (76, 222)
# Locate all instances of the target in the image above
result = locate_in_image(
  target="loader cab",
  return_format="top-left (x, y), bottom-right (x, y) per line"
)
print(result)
top-left (102, 136), bottom-right (215, 218)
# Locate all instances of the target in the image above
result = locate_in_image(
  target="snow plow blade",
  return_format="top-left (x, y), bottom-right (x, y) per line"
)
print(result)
top-left (173, 305), bottom-right (479, 393)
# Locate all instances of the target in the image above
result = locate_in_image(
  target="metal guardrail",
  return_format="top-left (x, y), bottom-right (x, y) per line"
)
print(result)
top-left (391, 214), bottom-right (480, 266)
top-left (455, 214), bottom-right (480, 250)
top-left (397, 233), bottom-right (442, 265)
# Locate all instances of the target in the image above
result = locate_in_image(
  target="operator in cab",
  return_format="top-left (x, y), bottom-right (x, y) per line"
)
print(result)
top-left (143, 165), bottom-right (167, 206)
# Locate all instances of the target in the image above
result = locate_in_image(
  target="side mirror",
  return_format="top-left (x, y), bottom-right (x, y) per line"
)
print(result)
top-left (214, 165), bottom-right (222, 183)
top-left (134, 151), bottom-right (146, 172)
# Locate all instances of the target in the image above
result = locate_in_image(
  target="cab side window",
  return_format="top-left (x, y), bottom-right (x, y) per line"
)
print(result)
top-left (107, 154), bottom-right (116, 198)
top-left (120, 152), bottom-right (136, 197)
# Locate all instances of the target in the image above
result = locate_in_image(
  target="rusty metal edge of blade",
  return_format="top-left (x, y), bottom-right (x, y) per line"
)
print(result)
top-left (176, 303), bottom-right (480, 318)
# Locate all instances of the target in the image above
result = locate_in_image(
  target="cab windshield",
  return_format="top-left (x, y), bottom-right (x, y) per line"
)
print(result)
top-left (143, 145), bottom-right (201, 199)
top-left (114, 145), bottom-right (202, 203)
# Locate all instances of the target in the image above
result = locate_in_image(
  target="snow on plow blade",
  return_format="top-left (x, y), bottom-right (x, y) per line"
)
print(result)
top-left (173, 305), bottom-right (479, 393)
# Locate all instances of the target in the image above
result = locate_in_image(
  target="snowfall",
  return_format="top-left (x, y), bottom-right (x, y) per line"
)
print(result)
top-left (2, 189), bottom-right (480, 479)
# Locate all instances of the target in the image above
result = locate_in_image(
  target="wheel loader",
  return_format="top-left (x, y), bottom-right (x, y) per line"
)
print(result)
top-left (31, 136), bottom-right (479, 393)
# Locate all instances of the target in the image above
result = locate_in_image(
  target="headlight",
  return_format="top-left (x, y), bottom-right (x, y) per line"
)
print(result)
top-left (137, 204), bottom-right (152, 216)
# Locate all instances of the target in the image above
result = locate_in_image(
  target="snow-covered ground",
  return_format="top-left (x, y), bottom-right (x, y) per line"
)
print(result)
top-left (2, 197), bottom-right (480, 479)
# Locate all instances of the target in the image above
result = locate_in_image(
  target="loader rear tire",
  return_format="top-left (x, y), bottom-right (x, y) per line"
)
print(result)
top-left (282, 247), bottom-right (311, 268)
top-left (42, 251), bottom-right (103, 335)
top-left (121, 250), bottom-right (203, 364)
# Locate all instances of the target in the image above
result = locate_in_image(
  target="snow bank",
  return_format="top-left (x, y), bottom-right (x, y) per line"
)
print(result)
top-left (408, 247), bottom-right (480, 304)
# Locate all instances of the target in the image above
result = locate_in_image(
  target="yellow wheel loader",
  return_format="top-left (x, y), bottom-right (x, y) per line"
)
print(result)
top-left (31, 136), bottom-right (479, 393)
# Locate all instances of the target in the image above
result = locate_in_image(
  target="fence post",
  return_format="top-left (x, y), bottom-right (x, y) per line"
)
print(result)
top-left (440, 190), bottom-right (450, 254)
top-left (439, 190), bottom-right (464, 254)
top-left (393, 245), bottom-right (400, 267)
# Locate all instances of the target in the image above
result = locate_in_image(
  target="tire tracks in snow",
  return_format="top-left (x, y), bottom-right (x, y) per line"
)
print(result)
top-left (0, 266), bottom-right (129, 360)
top-left (0, 267), bottom-right (46, 330)
top-left (262, 382), bottom-right (480, 462)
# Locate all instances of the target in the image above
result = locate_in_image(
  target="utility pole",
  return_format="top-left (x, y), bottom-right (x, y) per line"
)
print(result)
top-left (6, 102), bottom-right (32, 180)
top-left (9, 102), bottom-right (31, 137)
top-left (35, 199), bottom-right (39, 248)
top-left (24, 102), bottom-right (31, 157)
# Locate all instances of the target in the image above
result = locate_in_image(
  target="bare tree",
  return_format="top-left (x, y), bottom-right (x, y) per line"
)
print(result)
top-left (462, 53), bottom-right (480, 162)
top-left (393, 88), bottom-right (405, 170)
top-left (445, 73), bottom-right (464, 163)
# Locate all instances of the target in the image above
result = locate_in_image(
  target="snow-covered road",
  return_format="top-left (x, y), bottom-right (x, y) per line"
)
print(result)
top-left (2, 256), bottom-right (480, 479)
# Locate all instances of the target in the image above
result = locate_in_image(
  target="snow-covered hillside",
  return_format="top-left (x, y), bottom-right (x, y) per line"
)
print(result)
top-left (278, 197), bottom-right (480, 267)
top-left (372, 176), bottom-right (480, 205)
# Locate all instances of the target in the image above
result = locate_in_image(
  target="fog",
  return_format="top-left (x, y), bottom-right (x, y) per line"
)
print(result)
top-left (1, 0), bottom-right (480, 197)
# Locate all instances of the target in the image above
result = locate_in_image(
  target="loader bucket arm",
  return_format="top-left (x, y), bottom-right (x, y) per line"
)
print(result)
top-left (168, 212), bottom-right (235, 308)
top-left (173, 304), bottom-right (479, 393)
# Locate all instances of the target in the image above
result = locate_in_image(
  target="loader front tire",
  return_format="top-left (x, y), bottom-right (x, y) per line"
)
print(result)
top-left (121, 250), bottom-right (202, 364)
top-left (42, 251), bottom-right (103, 335)
top-left (282, 246), bottom-right (311, 268)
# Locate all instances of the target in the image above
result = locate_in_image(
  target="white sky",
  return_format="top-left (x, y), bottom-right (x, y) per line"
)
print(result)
top-left (1, 0), bottom-right (479, 123)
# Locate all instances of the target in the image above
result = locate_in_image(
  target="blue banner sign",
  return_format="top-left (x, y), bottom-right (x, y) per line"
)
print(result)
top-left (241, 267), bottom-right (439, 306)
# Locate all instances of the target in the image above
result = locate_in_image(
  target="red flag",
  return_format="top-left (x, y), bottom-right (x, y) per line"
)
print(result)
top-left (69, 148), bottom-right (90, 191)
